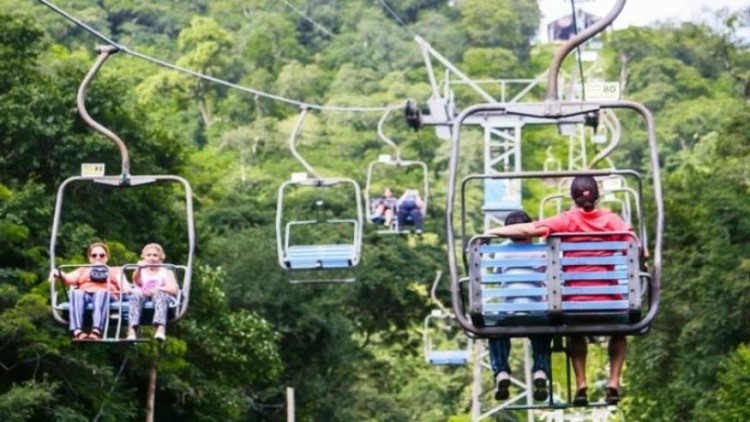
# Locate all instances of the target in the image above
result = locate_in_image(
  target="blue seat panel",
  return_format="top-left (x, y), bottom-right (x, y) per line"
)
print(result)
top-left (559, 241), bottom-right (629, 251)
top-left (482, 288), bottom-right (547, 298)
top-left (428, 350), bottom-right (470, 365)
top-left (478, 244), bottom-right (548, 254)
top-left (484, 302), bottom-right (549, 313)
top-left (482, 258), bottom-right (547, 268)
top-left (561, 256), bottom-right (627, 266)
top-left (561, 271), bottom-right (627, 281)
top-left (561, 300), bottom-right (629, 311)
top-left (481, 273), bottom-right (547, 283)
top-left (561, 286), bottom-right (628, 295)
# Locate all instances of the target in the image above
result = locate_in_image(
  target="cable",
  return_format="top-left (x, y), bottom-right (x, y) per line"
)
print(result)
top-left (92, 347), bottom-right (133, 422)
top-left (374, 0), bottom-right (419, 38)
top-left (280, 0), bottom-right (335, 38)
top-left (569, 0), bottom-right (587, 100)
top-left (35, 0), bottom-right (397, 113)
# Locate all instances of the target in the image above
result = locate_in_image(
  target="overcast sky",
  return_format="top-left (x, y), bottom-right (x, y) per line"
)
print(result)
top-left (538, 0), bottom-right (748, 32)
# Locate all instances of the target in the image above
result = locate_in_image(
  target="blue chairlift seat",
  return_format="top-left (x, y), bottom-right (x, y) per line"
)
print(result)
top-left (427, 350), bottom-right (470, 365)
top-left (284, 244), bottom-right (356, 269)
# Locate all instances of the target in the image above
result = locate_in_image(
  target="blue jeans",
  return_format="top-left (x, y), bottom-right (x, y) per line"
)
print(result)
top-left (489, 336), bottom-right (552, 376)
top-left (397, 201), bottom-right (423, 230)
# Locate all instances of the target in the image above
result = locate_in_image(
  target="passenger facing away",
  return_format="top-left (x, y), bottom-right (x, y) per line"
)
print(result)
top-left (50, 242), bottom-right (126, 340)
top-left (487, 176), bottom-right (630, 406)
top-left (371, 187), bottom-right (397, 227)
top-left (127, 243), bottom-right (179, 341)
top-left (489, 211), bottom-right (552, 402)
top-left (396, 189), bottom-right (425, 234)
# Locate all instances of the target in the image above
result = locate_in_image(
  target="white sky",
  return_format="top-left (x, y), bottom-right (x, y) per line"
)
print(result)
top-left (539, 0), bottom-right (749, 32)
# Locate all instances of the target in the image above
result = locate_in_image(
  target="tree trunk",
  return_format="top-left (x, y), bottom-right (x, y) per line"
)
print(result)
top-left (146, 361), bottom-right (157, 422)
top-left (198, 97), bottom-right (212, 128)
top-left (619, 52), bottom-right (629, 93)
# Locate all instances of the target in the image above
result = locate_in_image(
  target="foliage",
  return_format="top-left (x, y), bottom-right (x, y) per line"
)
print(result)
top-left (1, 1), bottom-right (750, 421)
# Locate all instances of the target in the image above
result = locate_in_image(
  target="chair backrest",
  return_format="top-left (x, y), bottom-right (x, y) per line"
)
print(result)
top-left (468, 232), bottom-right (644, 328)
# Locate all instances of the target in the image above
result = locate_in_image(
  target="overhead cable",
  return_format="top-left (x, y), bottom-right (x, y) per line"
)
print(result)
top-left (569, 0), bottom-right (587, 99)
top-left (280, 0), bottom-right (335, 38)
top-left (36, 0), bottom-right (397, 112)
top-left (374, 0), bottom-right (419, 38)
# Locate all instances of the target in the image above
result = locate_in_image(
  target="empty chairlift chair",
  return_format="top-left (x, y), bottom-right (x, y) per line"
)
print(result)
top-left (275, 108), bottom-right (363, 280)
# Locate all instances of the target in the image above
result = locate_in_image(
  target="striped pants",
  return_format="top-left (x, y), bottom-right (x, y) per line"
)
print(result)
top-left (489, 336), bottom-right (552, 376)
top-left (69, 290), bottom-right (110, 332)
top-left (128, 290), bottom-right (171, 328)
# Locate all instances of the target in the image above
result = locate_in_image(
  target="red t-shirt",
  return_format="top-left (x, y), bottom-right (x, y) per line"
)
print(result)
top-left (534, 208), bottom-right (631, 301)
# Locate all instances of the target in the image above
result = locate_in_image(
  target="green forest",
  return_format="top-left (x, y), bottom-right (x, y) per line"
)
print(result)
top-left (2, 0), bottom-right (750, 420)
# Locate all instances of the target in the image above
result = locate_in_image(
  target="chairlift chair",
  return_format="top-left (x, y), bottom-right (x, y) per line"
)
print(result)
top-left (422, 271), bottom-right (472, 365)
top-left (49, 46), bottom-right (195, 342)
top-left (445, 8), bottom-right (663, 338)
top-left (423, 309), bottom-right (471, 365)
top-left (364, 107), bottom-right (429, 234)
top-left (275, 109), bottom-right (363, 281)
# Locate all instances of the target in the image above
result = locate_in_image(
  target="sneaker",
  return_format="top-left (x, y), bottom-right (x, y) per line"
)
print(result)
top-left (532, 370), bottom-right (549, 401)
top-left (154, 325), bottom-right (166, 341)
top-left (126, 328), bottom-right (137, 341)
top-left (494, 371), bottom-right (511, 400)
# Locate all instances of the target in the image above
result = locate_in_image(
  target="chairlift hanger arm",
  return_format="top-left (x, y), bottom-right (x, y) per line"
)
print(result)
top-left (377, 106), bottom-right (402, 161)
top-left (288, 107), bottom-right (321, 179)
top-left (78, 45), bottom-right (130, 180)
top-left (547, 0), bottom-right (626, 100)
top-left (589, 109), bottom-right (622, 168)
top-left (429, 270), bottom-right (450, 315)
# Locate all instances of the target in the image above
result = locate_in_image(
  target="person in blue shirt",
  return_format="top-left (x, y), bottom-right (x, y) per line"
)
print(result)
top-left (488, 211), bottom-right (551, 401)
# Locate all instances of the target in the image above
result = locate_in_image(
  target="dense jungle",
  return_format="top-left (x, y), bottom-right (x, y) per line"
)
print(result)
top-left (1, 0), bottom-right (750, 420)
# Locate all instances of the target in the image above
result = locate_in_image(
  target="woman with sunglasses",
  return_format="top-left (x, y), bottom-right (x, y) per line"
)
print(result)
top-left (50, 242), bottom-right (125, 340)
top-left (126, 243), bottom-right (179, 341)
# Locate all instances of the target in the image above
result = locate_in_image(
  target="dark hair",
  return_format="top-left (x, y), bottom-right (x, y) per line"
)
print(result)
top-left (570, 176), bottom-right (599, 212)
top-left (504, 210), bottom-right (532, 226)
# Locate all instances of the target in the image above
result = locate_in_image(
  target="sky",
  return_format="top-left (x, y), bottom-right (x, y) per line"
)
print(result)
top-left (538, 0), bottom-right (749, 39)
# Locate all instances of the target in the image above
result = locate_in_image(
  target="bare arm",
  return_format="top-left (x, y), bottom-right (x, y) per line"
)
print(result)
top-left (160, 270), bottom-right (179, 296)
top-left (50, 268), bottom-right (82, 286)
top-left (132, 261), bottom-right (144, 286)
top-left (486, 222), bottom-right (546, 238)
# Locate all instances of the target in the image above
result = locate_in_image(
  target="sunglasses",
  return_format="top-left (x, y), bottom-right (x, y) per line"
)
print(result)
top-left (90, 253), bottom-right (107, 258)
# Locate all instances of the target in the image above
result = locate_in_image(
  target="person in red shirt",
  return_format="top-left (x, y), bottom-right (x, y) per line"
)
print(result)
top-left (50, 242), bottom-right (126, 340)
top-left (486, 176), bottom-right (629, 405)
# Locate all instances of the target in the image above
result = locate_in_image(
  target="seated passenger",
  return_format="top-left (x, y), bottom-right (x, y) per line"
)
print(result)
top-left (371, 187), bottom-right (397, 227)
top-left (396, 189), bottom-right (425, 234)
top-left (50, 241), bottom-right (126, 341)
top-left (127, 243), bottom-right (179, 341)
top-left (488, 211), bottom-right (551, 401)
top-left (487, 176), bottom-right (632, 406)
